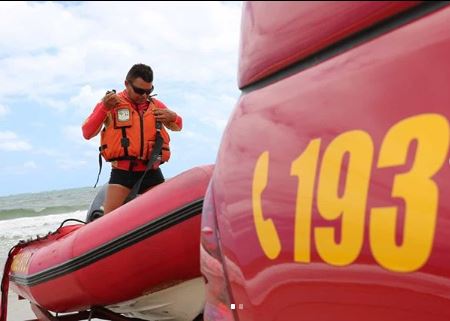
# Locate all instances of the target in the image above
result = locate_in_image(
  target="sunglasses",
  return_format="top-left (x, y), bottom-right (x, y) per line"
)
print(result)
top-left (129, 82), bottom-right (154, 95)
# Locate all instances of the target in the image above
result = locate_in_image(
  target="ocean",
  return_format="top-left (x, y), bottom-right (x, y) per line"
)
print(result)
top-left (0, 186), bottom-right (103, 268)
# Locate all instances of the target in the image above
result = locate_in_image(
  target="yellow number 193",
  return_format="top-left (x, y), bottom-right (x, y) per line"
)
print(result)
top-left (253, 113), bottom-right (449, 273)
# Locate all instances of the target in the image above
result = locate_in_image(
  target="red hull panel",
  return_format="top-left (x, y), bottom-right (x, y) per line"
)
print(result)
top-left (238, 1), bottom-right (420, 87)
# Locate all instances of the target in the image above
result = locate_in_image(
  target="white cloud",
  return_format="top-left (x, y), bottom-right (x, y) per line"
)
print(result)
top-left (23, 161), bottom-right (37, 169)
top-left (63, 124), bottom-right (99, 149)
top-left (57, 158), bottom-right (87, 170)
top-left (63, 125), bottom-right (84, 144)
top-left (0, 2), bottom-right (242, 101)
top-left (0, 131), bottom-right (32, 151)
top-left (82, 149), bottom-right (100, 159)
top-left (61, 125), bottom-right (100, 170)
top-left (181, 92), bottom-right (237, 131)
top-left (70, 85), bottom-right (106, 115)
top-left (30, 122), bottom-right (46, 129)
top-left (32, 148), bottom-right (60, 157)
top-left (0, 104), bottom-right (9, 118)
top-left (0, 2), bottom-right (88, 54)
top-left (181, 130), bottom-right (218, 144)
top-left (0, 161), bottom-right (38, 175)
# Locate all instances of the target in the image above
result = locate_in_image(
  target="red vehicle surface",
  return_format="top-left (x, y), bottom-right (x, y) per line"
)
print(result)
top-left (201, 2), bottom-right (450, 321)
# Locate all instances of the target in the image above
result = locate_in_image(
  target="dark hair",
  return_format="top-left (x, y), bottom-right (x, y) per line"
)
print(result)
top-left (126, 63), bottom-right (153, 83)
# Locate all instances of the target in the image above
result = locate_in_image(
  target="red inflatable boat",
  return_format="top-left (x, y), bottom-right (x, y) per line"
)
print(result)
top-left (1, 165), bottom-right (213, 321)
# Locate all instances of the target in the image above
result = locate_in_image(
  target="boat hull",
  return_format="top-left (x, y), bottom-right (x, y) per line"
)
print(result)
top-left (9, 165), bottom-right (213, 313)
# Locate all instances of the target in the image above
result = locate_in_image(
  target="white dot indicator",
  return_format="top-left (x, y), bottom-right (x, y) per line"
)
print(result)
top-left (231, 304), bottom-right (235, 310)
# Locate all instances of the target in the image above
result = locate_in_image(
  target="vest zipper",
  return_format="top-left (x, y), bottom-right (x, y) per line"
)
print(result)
top-left (139, 112), bottom-right (144, 159)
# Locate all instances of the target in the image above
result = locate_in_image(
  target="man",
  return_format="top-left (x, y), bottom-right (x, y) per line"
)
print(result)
top-left (82, 63), bottom-right (182, 214)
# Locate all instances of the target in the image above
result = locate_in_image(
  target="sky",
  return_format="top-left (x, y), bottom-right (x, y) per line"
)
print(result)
top-left (0, 1), bottom-right (242, 196)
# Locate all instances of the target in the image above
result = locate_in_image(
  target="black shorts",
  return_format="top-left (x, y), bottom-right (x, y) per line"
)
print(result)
top-left (109, 168), bottom-right (165, 194)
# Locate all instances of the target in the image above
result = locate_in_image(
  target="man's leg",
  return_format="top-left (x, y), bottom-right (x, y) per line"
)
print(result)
top-left (103, 184), bottom-right (131, 214)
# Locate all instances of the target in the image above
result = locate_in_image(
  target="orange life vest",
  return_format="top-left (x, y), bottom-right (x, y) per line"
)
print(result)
top-left (100, 100), bottom-right (171, 163)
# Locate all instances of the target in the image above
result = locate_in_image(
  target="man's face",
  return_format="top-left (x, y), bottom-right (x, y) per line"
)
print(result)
top-left (125, 77), bottom-right (153, 104)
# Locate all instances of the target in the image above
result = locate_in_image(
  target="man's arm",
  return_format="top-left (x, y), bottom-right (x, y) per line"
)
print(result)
top-left (82, 92), bottom-right (121, 139)
top-left (153, 99), bottom-right (183, 131)
top-left (82, 101), bottom-right (108, 139)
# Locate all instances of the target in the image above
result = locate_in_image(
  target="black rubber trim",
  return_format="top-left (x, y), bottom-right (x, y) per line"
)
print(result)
top-left (10, 198), bottom-right (203, 287)
top-left (241, 2), bottom-right (449, 93)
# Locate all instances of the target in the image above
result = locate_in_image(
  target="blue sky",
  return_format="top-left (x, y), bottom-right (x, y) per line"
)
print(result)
top-left (0, 1), bottom-right (242, 196)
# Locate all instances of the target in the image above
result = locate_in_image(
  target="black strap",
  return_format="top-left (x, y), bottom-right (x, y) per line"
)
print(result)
top-left (93, 151), bottom-right (103, 188)
top-left (123, 122), bottom-right (163, 204)
top-left (121, 127), bottom-right (130, 157)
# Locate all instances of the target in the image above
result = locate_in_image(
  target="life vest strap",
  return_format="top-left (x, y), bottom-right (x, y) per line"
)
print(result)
top-left (123, 122), bottom-right (164, 204)
top-left (93, 149), bottom-right (103, 188)
top-left (121, 127), bottom-right (130, 158)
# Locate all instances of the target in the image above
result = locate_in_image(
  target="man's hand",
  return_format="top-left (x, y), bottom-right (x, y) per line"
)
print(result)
top-left (102, 92), bottom-right (121, 110)
top-left (152, 108), bottom-right (177, 123)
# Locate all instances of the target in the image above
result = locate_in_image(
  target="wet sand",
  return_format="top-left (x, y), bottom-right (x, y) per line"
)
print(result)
top-left (6, 294), bottom-right (102, 321)
top-left (6, 294), bottom-right (35, 321)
